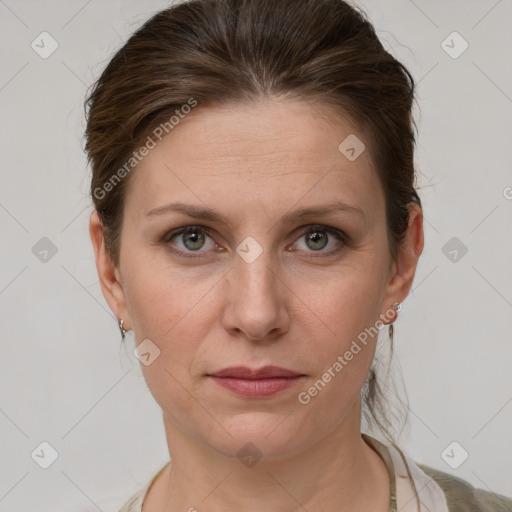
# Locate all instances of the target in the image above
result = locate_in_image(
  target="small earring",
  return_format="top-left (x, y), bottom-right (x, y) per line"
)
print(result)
top-left (389, 302), bottom-right (401, 351)
top-left (119, 319), bottom-right (127, 341)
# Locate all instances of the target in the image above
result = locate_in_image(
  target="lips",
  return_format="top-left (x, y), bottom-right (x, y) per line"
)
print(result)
top-left (208, 365), bottom-right (304, 379)
top-left (207, 366), bottom-right (305, 398)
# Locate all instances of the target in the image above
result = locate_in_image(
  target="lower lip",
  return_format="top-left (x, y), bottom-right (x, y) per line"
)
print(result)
top-left (208, 376), bottom-right (304, 397)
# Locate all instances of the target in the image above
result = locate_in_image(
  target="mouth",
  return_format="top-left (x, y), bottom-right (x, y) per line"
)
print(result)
top-left (208, 375), bottom-right (305, 397)
top-left (207, 366), bottom-right (306, 398)
top-left (207, 365), bottom-right (304, 379)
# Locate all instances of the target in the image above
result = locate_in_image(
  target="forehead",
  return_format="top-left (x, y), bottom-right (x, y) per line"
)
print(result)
top-left (124, 98), bottom-right (384, 225)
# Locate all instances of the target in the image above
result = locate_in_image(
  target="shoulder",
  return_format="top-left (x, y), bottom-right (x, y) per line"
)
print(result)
top-left (417, 462), bottom-right (512, 512)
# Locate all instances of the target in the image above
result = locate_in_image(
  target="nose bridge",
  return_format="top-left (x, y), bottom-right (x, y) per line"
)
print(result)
top-left (224, 234), bottom-right (286, 339)
top-left (234, 235), bottom-right (278, 296)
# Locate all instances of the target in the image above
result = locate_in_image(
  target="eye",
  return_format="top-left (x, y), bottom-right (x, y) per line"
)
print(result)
top-left (292, 225), bottom-right (347, 257)
top-left (163, 226), bottom-right (217, 258)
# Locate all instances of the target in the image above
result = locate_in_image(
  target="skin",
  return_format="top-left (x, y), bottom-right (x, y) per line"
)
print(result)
top-left (90, 96), bottom-right (424, 512)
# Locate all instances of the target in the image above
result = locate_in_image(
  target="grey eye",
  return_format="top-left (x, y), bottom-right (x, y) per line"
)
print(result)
top-left (181, 230), bottom-right (206, 251)
top-left (304, 230), bottom-right (329, 251)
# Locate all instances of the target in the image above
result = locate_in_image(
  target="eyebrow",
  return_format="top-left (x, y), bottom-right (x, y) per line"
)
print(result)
top-left (145, 200), bottom-right (365, 225)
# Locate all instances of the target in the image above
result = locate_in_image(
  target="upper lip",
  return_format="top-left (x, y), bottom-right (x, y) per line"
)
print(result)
top-left (208, 366), bottom-right (304, 379)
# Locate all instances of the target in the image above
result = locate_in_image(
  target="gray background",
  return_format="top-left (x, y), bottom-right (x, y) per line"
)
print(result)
top-left (0, 0), bottom-right (511, 510)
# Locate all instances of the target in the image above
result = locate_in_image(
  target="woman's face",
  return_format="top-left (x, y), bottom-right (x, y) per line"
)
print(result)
top-left (91, 97), bottom-right (423, 461)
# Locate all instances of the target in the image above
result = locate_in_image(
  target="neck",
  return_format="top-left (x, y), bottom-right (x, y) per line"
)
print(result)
top-left (144, 400), bottom-right (390, 512)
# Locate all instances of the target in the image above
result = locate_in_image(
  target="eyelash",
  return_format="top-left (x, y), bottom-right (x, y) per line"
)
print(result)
top-left (161, 225), bottom-right (349, 260)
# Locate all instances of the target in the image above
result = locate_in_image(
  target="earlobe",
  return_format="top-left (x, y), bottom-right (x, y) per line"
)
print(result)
top-left (89, 210), bottom-right (132, 329)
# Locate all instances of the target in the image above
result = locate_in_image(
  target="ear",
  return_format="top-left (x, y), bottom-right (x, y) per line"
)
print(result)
top-left (380, 202), bottom-right (424, 324)
top-left (89, 210), bottom-right (132, 330)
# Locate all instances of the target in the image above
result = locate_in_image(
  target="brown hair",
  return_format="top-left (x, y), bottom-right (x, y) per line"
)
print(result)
top-left (84, 0), bottom-right (422, 479)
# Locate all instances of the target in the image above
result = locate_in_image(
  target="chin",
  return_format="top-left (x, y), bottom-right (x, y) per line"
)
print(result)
top-left (205, 415), bottom-right (313, 463)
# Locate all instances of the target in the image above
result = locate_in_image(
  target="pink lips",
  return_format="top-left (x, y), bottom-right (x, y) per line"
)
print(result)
top-left (207, 366), bottom-right (305, 397)
top-left (209, 365), bottom-right (303, 379)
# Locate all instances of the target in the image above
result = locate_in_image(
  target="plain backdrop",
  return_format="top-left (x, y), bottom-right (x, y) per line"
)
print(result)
top-left (0, 0), bottom-right (511, 510)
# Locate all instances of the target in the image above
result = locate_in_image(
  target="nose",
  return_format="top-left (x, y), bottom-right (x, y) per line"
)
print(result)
top-left (221, 246), bottom-right (290, 342)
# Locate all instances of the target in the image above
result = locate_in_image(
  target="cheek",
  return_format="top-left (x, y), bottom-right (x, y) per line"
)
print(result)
top-left (121, 271), bottom-right (202, 414)
top-left (123, 255), bottom-right (209, 338)
top-left (297, 287), bottom-right (379, 425)
top-left (122, 259), bottom-right (219, 374)
top-left (304, 267), bottom-right (383, 340)
top-left (295, 268), bottom-right (383, 396)
top-left (127, 271), bottom-right (205, 421)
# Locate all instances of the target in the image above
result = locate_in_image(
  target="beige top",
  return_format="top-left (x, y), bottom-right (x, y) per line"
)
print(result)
top-left (119, 433), bottom-right (512, 511)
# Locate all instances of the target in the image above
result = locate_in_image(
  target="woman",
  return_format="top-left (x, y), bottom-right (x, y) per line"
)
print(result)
top-left (85, 0), bottom-right (512, 511)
